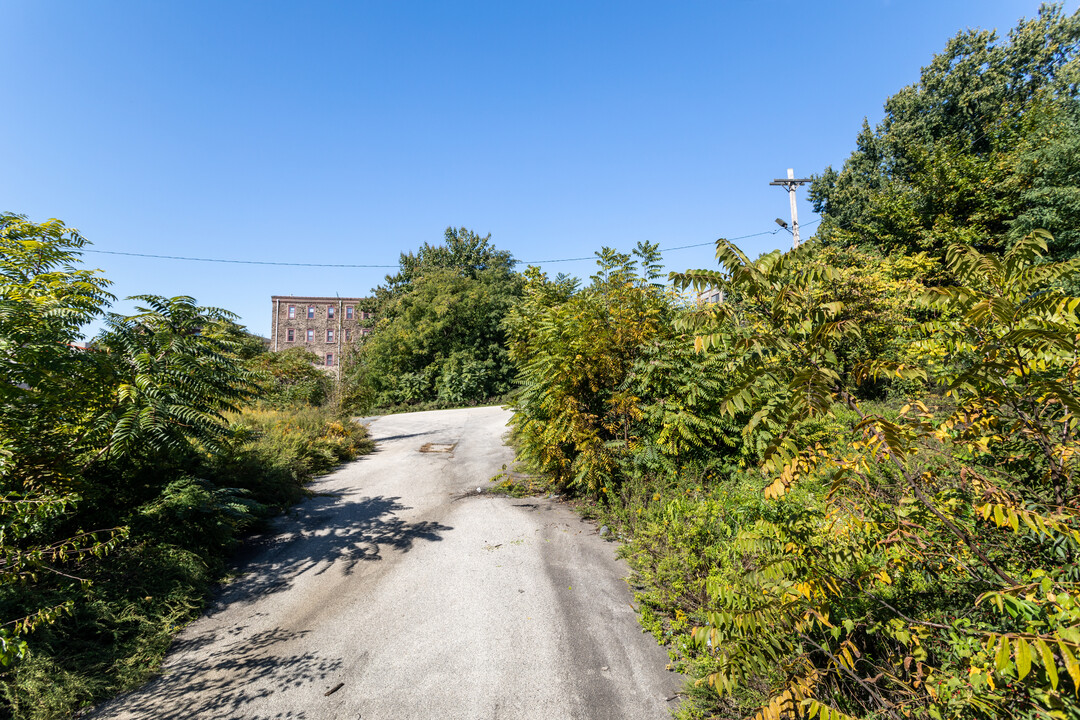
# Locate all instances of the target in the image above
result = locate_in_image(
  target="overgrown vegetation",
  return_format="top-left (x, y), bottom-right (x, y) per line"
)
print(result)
top-left (0, 213), bottom-right (371, 719)
top-left (507, 7), bottom-right (1080, 718)
top-left (250, 346), bottom-right (333, 409)
top-left (5, 7), bottom-right (1079, 720)
top-left (667, 233), bottom-right (1079, 719)
top-left (508, 233), bottom-right (1080, 720)
top-left (340, 227), bottom-right (523, 413)
top-left (811, 5), bottom-right (1080, 265)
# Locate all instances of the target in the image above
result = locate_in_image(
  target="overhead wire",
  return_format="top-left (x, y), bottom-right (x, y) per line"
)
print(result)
top-left (70, 71), bottom-right (1054, 271)
top-left (79, 227), bottom-right (795, 269)
top-left (521, 228), bottom-right (787, 264)
top-left (79, 249), bottom-right (400, 268)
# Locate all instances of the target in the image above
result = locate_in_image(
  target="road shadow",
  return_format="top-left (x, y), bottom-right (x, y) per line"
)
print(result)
top-left (215, 493), bottom-right (451, 609)
top-left (367, 430), bottom-right (437, 443)
top-left (89, 628), bottom-right (339, 720)
top-left (89, 494), bottom-right (448, 718)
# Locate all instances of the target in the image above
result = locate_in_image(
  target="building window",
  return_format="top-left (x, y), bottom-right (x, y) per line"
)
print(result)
top-left (307, 306), bottom-right (316, 319)
top-left (287, 305), bottom-right (296, 319)
top-left (345, 306), bottom-right (354, 319)
top-left (361, 327), bottom-right (371, 336)
top-left (344, 329), bottom-right (352, 342)
top-left (286, 328), bottom-right (295, 342)
top-left (306, 329), bottom-right (314, 342)
top-left (326, 329), bottom-right (334, 343)
top-left (325, 353), bottom-right (334, 367)
top-left (327, 305), bottom-right (335, 319)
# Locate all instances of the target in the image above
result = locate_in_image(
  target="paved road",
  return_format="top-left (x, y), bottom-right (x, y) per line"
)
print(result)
top-left (91, 406), bottom-right (680, 720)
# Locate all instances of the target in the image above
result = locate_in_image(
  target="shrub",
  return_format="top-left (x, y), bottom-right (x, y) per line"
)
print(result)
top-left (1, 406), bottom-right (372, 720)
top-left (249, 347), bottom-right (332, 409)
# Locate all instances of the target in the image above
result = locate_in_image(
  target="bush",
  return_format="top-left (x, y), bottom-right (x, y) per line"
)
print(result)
top-left (249, 347), bottom-right (332, 409)
top-left (0, 407), bottom-right (372, 720)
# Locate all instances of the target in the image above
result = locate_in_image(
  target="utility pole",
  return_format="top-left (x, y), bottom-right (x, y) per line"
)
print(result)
top-left (770, 168), bottom-right (812, 248)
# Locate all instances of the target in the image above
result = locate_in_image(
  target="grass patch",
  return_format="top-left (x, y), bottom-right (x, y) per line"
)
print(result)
top-left (487, 466), bottom-right (551, 498)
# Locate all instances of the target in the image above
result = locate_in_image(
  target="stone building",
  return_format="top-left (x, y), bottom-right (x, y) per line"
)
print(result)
top-left (697, 288), bottom-right (724, 304)
top-left (270, 296), bottom-right (373, 369)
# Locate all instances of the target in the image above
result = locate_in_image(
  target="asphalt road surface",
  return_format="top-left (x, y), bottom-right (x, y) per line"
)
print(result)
top-left (91, 406), bottom-right (680, 720)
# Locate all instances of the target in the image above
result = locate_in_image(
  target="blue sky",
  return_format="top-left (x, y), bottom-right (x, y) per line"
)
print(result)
top-left (2, 0), bottom-right (1071, 338)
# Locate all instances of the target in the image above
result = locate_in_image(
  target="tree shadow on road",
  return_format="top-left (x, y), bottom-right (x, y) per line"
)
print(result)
top-left (90, 494), bottom-right (447, 719)
top-left (89, 627), bottom-right (340, 720)
top-left (216, 493), bottom-right (451, 608)
top-left (366, 430), bottom-right (437, 443)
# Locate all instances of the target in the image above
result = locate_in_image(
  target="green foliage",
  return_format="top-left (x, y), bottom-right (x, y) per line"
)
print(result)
top-left (503, 13), bottom-right (1080, 719)
top-left (377, 226), bottom-right (516, 304)
top-left (507, 243), bottom-right (673, 492)
top-left (201, 318), bottom-right (268, 361)
top-left (811, 5), bottom-right (1080, 262)
top-left (134, 476), bottom-right (263, 555)
top-left (508, 242), bottom-right (746, 500)
top-left (2, 542), bottom-right (209, 720)
top-left (626, 337), bottom-right (742, 464)
top-left (249, 346), bottom-right (332, 408)
top-left (0, 212), bottom-right (373, 717)
top-left (1, 405), bottom-right (371, 720)
top-left (673, 240), bottom-right (934, 482)
top-left (218, 406), bottom-right (373, 495)
top-left (342, 228), bottom-right (522, 411)
top-left (0, 214), bottom-right (124, 666)
top-left (92, 295), bottom-right (261, 459)
top-left (669, 232), bottom-right (1080, 719)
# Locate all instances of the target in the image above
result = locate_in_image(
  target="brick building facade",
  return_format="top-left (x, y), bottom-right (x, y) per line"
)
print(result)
top-left (270, 296), bottom-right (373, 369)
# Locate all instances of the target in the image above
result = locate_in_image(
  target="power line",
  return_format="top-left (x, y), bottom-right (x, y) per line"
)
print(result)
top-left (520, 228), bottom-right (785, 263)
top-left (72, 84), bottom-right (1022, 274)
top-left (515, 254), bottom-right (596, 264)
top-left (79, 227), bottom-right (796, 269)
top-left (80, 249), bottom-right (400, 268)
top-left (66, 73), bottom-right (1058, 272)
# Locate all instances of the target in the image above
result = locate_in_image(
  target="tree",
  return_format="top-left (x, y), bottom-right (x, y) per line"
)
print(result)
top-left (249, 346), bottom-right (331, 408)
top-left (376, 226), bottom-right (516, 304)
top-left (811, 5), bottom-right (1080, 263)
top-left (91, 295), bottom-right (261, 460)
top-left (0, 215), bottom-right (262, 666)
top-left (342, 228), bottom-right (523, 410)
top-left (507, 243), bottom-right (676, 492)
top-left (0, 214), bottom-right (123, 665)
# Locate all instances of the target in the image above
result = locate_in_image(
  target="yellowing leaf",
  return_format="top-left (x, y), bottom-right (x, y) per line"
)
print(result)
top-left (1037, 639), bottom-right (1058, 690)
top-left (995, 635), bottom-right (1011, 673)
top-left (1016, 637), bottom-right (1032, 680)
top-left (1059, 642), bottom-right (1080, 694)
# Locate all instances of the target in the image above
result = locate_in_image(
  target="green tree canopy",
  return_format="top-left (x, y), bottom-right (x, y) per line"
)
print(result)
top-left (343, 228), bottom-right (522, 410)
top-left (508, 243), bottom-right (689, 491)
top-left (249, 346), bottom-right (331, 408)
top-left (670, 233), bottom-right (1080, 719)
top-left (811, 4), bottom-right (1080, 261)
top-left (377, 226), bottom-right (517, 304)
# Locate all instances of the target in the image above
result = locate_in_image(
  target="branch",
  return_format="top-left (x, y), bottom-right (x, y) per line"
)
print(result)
top-left (839, 389), bottom-right (1019, 586)
top-left (799, 633), bottom-right (904, 720)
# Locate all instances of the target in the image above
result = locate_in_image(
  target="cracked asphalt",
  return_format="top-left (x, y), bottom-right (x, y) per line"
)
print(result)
top-left (90, 406), bottom-right (680, 720)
